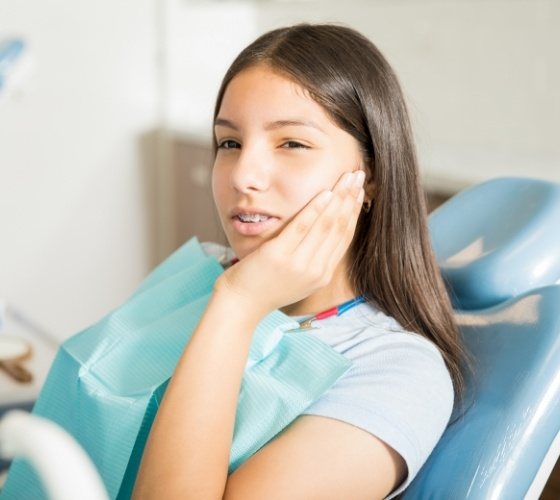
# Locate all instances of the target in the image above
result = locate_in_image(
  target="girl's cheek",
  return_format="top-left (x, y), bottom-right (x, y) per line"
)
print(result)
top-left (293, 161), bottom-right (340, 194)
top-left (212, 160), bottom-right (229, 189)
top-left (285, 180), bottom-right (328, 216)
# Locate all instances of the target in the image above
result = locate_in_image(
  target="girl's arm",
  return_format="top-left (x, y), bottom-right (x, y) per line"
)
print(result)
top-left (131, 170), bottom-right (365, 500)
top-left (131, 287), bottom-right (268, 500)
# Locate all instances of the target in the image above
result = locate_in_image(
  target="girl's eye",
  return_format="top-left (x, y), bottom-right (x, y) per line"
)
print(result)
top-left (217, 139), bottom-right (240, 149)
top-left (281, 141), bottom-right (309, 149)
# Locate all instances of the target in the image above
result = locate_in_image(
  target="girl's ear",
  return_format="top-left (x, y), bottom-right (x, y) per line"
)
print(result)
top-left (361, 164), bottom-right (376, 203)
top-left (364, 179), bottom-right (376, 204)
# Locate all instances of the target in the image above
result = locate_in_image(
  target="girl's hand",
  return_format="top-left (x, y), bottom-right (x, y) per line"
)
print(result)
top-left (214, 170), bottom-right (366, 317)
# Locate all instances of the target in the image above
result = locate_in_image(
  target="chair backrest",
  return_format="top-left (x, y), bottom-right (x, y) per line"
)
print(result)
top-left (403, 177), bottom-right (560, 499)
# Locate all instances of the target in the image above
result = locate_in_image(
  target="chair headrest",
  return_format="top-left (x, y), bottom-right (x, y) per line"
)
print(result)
top-left (429, 177), bottom-right (560, 310)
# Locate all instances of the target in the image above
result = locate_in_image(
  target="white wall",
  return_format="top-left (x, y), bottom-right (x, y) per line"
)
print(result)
top-left (255, 0), bottom-right (560, 191)
top-left (1, 0), bottom-right (558, 341)
top-left (0, 0), bottom-right (159, 340)
top-left (163, 0), bottom-right (259, 137)
top-left (166, 0), bottom-right (560, 192)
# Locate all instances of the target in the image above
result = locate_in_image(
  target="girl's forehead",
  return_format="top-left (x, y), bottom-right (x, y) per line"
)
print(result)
top-left (218, 66), bottom-right (334, 127)
top-left (224, 66), bottom-right (309, 103)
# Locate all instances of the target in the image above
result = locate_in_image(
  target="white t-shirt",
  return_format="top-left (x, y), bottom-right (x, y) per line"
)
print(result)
top-left (200, 242), bottom-right (454, 498)
top-left (289, 301), bottom-right (454, 499)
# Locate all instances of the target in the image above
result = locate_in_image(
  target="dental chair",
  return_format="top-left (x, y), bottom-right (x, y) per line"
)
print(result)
top-left (403, 177), bottom-right (560, 499)
top-left (0, 410), bottom-right (108, 500)
top-left (2, 177), bottom-right (559, 500)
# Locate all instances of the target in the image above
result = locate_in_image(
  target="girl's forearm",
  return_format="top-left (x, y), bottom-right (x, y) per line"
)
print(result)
top-left (131, 287), bottom-right (267, 500)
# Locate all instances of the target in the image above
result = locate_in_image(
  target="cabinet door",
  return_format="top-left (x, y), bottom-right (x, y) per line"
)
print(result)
top-left (173, 138), bottom-right (226, 247)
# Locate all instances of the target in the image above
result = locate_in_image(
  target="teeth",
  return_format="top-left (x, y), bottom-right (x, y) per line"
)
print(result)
top-left (237, 213), bottom-right (270, 223)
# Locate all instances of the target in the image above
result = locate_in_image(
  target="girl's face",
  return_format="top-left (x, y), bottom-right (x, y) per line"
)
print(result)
top-left (212, 64), bottom-right (364, 259)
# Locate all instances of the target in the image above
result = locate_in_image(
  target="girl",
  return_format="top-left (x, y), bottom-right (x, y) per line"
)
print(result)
top-left (132, 23), bottom-right (470, 500)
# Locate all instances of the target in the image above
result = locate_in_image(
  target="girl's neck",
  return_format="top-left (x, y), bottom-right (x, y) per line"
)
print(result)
top-left (279, 259), bottom-right (358, 317)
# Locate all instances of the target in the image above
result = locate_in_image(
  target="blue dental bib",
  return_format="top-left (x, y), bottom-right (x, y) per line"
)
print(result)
top-left (1, 237), bottom-right (352, 499)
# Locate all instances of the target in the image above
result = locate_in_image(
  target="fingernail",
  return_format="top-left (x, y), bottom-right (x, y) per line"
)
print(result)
top-left (342, 173), bottom-right (353, 187)
top-left (354, 170), bottom-right (366, 187)
top-left (356, 188), bottom-right (365, 203)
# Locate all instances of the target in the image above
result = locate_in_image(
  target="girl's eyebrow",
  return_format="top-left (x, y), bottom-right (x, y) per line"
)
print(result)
top-left (214, 117), bottom-right (326, 134)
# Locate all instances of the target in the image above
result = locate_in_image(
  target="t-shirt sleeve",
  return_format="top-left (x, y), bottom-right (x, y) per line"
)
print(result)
top-left (300, 328), bottom-right (454, 499)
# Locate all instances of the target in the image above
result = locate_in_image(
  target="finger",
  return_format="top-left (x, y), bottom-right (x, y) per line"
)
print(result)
top-left (273, 188), bottom-right (334, 254)
top-left (327, 172), bottom-right (365, 257)
top-left (297, 170), bottom-right (363, 261)
top-left (311, 178), bottom-right (364, 269)
top-left (325, 186), bottom-right (364, 272)
top-left (295, 170), bottom-right (364, 264)
top-left (276, 168), bottom-right (361, 256)
top-left (290, 170), bottom-right (353, 261)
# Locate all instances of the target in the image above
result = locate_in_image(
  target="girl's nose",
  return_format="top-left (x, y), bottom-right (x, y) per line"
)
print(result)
top-left (230, 147), bottom-right (271, 194)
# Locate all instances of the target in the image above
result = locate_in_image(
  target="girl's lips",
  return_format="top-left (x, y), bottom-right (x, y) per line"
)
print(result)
top-left (231, 216), bottom-right (280, 236)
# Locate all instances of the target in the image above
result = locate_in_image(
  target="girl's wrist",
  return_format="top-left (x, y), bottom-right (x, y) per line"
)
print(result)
top-left (212, 277), bottom-right (272, 324)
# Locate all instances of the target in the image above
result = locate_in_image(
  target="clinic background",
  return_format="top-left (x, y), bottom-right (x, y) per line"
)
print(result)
top-left (1, 0), bottom-right (559, 343)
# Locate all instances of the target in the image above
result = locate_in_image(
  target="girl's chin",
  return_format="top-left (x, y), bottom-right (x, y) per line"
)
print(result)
top-left (227, 225), bottom-right (284, 259)
top-left (228, 238), bottom-right (266, 260)
top-left (231, 243), bottom-right (258, 260)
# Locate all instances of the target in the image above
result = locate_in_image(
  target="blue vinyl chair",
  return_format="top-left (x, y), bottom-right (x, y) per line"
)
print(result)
top-left (429, 177), bottom-right (560, 311)
top-left (403, 177), bottom-right (560, 499)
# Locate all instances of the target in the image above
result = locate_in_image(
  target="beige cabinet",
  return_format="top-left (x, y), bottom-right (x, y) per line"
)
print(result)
top-left (153, 131), bottom-right (226, 263)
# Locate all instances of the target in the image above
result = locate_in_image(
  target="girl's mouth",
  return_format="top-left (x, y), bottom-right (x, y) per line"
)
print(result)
top-left (231, 215), bottom-right (280, 236)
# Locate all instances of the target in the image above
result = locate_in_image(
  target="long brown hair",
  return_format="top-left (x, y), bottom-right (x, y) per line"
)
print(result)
top-left (212, 23), bottom-right (473, 415)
